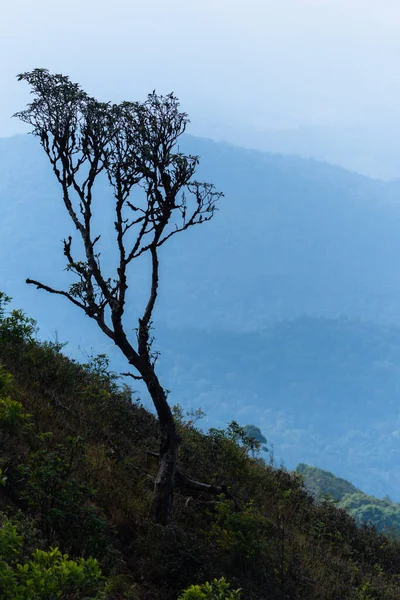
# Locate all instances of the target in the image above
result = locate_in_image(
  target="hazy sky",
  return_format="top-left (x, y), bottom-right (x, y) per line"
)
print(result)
top-left (2, 0), bottom-right (400, 141)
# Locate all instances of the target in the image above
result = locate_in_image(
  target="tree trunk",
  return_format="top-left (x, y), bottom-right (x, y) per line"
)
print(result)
top-left (150, 418), bottom-right (180, 525)
top-left (112, 327), bottom-right (180, 525)
top-left (142, 368), bottom-right (181, 525)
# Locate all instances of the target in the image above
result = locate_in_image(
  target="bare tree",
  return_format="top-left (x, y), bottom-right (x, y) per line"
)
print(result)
top-left (15, 69), bottom-right (223, 525)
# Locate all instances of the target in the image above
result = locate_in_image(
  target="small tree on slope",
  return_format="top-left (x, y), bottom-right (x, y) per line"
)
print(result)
top-left (15, 69), bottom-right (222, 525)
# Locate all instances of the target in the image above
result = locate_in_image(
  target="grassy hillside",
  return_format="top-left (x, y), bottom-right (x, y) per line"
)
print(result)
top-left (1, 295), bottom-right (400, 598)
top-left (2, 308), bottom-right (400, 500)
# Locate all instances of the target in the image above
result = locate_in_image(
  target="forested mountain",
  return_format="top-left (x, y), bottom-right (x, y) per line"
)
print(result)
top-left (3, 133), bottom-right (400, 331)
top-left (154, 318), bottom-right (400, 500)
top-left (3, 134), bottom-right (400, 500)
top-left (220, 122), bottom-right (400, 180)
top-left (296, 463), bottom-right (360, 501)
top-left (297, 464), bottom-right (400, 535)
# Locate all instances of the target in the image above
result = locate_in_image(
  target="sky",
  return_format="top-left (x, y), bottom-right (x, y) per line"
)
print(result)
top-left (2, 0), bottom-right (400, 160)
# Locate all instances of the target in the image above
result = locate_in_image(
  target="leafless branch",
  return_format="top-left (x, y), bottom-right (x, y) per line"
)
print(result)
top-left (121, 371), bottom-right (144, 381)
top-left (26, 278), bottom-right (87, 312)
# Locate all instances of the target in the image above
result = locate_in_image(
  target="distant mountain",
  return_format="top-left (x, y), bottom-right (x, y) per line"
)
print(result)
top-left (3, 133), bottom-right (400, 333)
top-left (4, 134), bottom-right (400, 499)
top-left (296, 464), bottom-right (360, 502)
top-left (210, 122), bottom-right (400, 180)
top-left (297, 463), bottom-right (400, 534)
top-left (153, 318), bottom-right (400, 500)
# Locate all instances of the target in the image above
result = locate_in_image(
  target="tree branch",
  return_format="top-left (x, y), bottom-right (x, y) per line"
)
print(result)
top-left (26, 278), bottom-right (87, 312)
top-left (121, 371), bottom-right (144, 381)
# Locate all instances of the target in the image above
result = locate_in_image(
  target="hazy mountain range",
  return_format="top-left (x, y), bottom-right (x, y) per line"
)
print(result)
top-left (3, 133), bottom-right (400, 499)
top-left (207, 122), bottom-right (400, 180)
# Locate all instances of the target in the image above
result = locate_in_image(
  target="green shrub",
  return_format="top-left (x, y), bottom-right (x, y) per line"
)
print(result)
top-left (0, 364), bottom-right (13, 396)
top-left (0, 519), bottom-right (22, 561)
top-left (81, 352), bottom-right (120, 394)
top-left (0, 397), bottom-right (31, 434)
top-left (0, 292), bottom-right (37, 346)
top-left (179, 577), bottom-right (241, 600)
top-left (18, 434), bottom-right (116, 564)
top-left (206, 496), bottom-right (273, 561)
top-left (0, 365), bottom-right (31, 436)
top-left (0, 514), bottom-right (105, 599)
top-left (1, 545), bottom-right (104, 599)
top-left (356, 581), bottom-right (384, 600)
top-left (209, 420), bottom-right (261, 458)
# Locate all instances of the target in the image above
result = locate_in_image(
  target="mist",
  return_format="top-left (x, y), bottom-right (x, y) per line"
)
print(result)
top-left (3, 0), bottom-right (400, 177)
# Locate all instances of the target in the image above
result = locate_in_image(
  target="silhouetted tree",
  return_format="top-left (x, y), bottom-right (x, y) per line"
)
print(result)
top-left (15, 69), bottom-right (223, 525)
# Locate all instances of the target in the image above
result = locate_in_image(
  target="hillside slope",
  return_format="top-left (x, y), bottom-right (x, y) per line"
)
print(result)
top-left (1, 294), bottom-right (400, 599)
top-left (297, 464), bottom-right (400, 535)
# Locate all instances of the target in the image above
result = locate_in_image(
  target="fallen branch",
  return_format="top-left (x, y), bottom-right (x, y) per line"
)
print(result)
top-left (147, 450), bottom-right (241, 511)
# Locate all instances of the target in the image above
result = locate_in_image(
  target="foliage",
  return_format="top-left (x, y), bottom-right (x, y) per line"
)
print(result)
top-left (208, 420), bottom-right (264, 458)
top-left (0, 516), bottom-right (105, 599)
top-left (355, 581), bottom-right (384, 600)
top-left (206, 497), bottom-right (272, 560)
top-left (298, 463), bottom-right (400, 535)
top-left (0, 365), bottom-right (31, 434)
top-left (172, 404), bottom-right (206, 430)
top-left (296, 463), bottom-right (359, 502)
top-left (0, 362), bottom-right (13, 396)
top-left (339, 492), bottom-right (400, 535)
top-left (0, 292), bottom-right (37, 346)
top-left (0, 396), bottom-right (31, 435)
top-left (81, 352), bottom-right (120, 394)
top-left (18, 434), bottom-right (116, 564)
top-left (178, 578), bottom-right (242, 600)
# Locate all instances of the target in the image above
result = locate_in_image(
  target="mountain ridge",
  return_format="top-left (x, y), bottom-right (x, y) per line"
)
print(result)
top-left (3, 133), bottom-right (400, 500)
top-left (3, 132), bottom-right (400, 332)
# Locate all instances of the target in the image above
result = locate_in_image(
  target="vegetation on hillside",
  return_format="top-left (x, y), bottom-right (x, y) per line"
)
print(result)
top-left (1, 293), bottom-right (400, 598)
top-left (297, 464), bottom-right (400, 537)
top-left (296, 464), bottom-right (360, 502)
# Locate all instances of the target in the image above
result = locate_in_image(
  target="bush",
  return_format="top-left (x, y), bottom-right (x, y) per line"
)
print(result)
top-left (0, 292), bottom-right (37, 346)
top-left (0, 397), bottom-right (31, 435)
top-left (206, 497), bottom-right (273, 561)
top-left (0, 365), bottom-right (31, 444)
top-left (179, 577), bottom-right (242, 600)
top-left (18, 434), bottom-right (116, 564)
top-left (0, 517), bottom-right (105, 599)
top-left (356, 581), bottom-right (384, 600)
